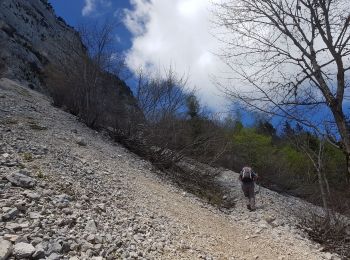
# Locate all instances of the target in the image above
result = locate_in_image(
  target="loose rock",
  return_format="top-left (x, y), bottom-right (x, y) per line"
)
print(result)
top-left (13, 242), bottom-right (35, 259)
top-left (6, 172), bottom-right (36, 188)
top-left (0, 238), bottom-right (13, 260)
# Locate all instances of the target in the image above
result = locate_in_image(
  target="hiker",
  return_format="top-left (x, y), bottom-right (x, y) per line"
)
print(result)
top-left (239, 166), bottom-right (258, 211)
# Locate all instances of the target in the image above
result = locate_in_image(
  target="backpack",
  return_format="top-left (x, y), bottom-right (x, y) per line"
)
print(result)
top-left (241, 167), bottom-right (253, 182)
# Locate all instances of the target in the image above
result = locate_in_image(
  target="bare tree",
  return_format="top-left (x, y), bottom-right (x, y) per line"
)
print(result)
top-left (0, 39), bottom-right (8, 77)
top-left (78, 19), bottom-right (128, 77)
top-left (214, 0), bottom-right (350, 181)
top-left (44, 19), bottom-right (130, 128)
top-left (135, 66), bottom-right (189, 123)
top-left (292, 134), bottom-right (330, 216)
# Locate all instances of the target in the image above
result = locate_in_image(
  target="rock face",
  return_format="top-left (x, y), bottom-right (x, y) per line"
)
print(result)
top-left (0, 0), bottom-right (142, 130)
top-left (0, 0), bottom-right (83, 90)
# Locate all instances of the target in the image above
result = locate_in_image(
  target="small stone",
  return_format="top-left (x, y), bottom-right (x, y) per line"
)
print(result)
top-left (255, 229), bottom-right (262, 234)
top-left (0, 238), bottom-right (13, 260)
top-left (133, 234), bottom-right (143, 242)
top-left (94, 244), bottom-right (102, 250)
top-left (80, 241), bottom-right (93, 251)
top-left (29, 212), bottom-right (41, 219)
top-left (24, 191), bottom-right (40, 200)
top-left (61, 242), bottom-right (71, 254)
top-left (97, 203), bottom-right (106, 212)
top-left (3, 234), bottom-right (19, 242)
top-left (70, 243), bottom-right (79, 251)
top-left (105, 234), bottom-right (112, 242)
top-left (55, 194), bottom-right (71, 203)
top-left (14, 242), bottom-right (35, 259)
top-left (81, 195), bottom-right (89, 201)
top-left (264, 214), bottom-right (276, 224)
top-left (47, 241), bottom-right (62, 254)
top-left (95, 235), bottom-right (103, 244)
top-left (86, 234), bottom-right (95, 243)
top-left (76, 137), bottom-right (87, 146)
top-left (2, 207), bottom-right (19, 221)
top-left (47, 253), bottom-right (61, 260)
top-left (85, 220), bottom-right (97, 233)
top-left (14, 201), bottom-right (27, 212)
top-left (62, 208), bottom-right (73, 215)
top-left (5, 222), bottom-right (22, 232)
top-left (129, 251), bottom-right (138, 258)
top-left (32, 243), bottom-right (45, 259)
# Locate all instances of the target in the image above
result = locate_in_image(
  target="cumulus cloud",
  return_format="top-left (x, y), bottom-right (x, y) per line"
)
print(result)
top-left (82, 0), bottom-right (112, 17)
top-left (82, 0), bottom-right (95, 16)
top-left (124, 0), bottom-right (229, 111)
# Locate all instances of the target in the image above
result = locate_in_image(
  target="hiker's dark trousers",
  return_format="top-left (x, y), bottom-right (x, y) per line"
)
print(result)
top-left (241, 182), bottom-right (255, 210)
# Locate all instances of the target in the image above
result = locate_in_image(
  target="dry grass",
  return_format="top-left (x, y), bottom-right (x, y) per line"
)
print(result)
top-left (299, 209), bottom-right (350, 259)
top-left (23, 152), bottom-right (33, 162)
top-left (2, 117), bottom-right (19, 125)
top-left (28, 121), bottom-right (48, 130)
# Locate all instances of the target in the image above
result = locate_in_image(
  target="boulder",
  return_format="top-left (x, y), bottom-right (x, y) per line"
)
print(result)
top-left (6, 172), bottom-right (36, 188)
top-left (13, 242), bottom-right (35, 259)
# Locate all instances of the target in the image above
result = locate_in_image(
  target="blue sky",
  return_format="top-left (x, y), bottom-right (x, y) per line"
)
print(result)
top-left (47, 0), bottom-right (348, 133)
top-left (48, 0), bottom-right (233, 115)
top-left (49, 0), bottom-right (133, 51)
top-left (48, 0), bottom-right (232, 112)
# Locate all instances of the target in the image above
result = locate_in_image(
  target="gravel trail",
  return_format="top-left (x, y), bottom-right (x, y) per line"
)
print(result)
top-left (0, 78), bottom-right (339, 259)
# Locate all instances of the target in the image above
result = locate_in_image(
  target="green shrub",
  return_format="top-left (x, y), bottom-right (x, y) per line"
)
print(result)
top-left (23, 152), bottom-right (33, 162)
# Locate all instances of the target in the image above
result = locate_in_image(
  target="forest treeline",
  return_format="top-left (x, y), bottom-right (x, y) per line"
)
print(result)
top-left (134, 70), bottom-right (349, 213)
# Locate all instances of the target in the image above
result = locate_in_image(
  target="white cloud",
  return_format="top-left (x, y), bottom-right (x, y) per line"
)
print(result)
top-left (82, 0), bottom-right (95, 16)
top-left (82, 0), bottom-right (112, 17)
top-left (124, 0), bottom-right (229, 111)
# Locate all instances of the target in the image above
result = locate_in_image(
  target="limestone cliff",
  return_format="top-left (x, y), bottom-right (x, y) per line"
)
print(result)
top-left (0, 0), bottom-right (141, 129)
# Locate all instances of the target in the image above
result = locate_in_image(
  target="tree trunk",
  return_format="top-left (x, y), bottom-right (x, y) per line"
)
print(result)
top-left (330, 106), bottom-right (350, 183)
top-left (317, 169), bottom-right (329, 219)
top-left (346, 153), bottom-right (350, 184)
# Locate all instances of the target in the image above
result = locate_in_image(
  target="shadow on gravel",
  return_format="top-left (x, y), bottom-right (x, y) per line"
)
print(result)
top-left (108, 129), bottom-right (238, 209)
top-left (298, 203), bottom-right (350, 259)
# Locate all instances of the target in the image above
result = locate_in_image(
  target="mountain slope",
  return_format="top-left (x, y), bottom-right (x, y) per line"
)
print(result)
top-left (0, 78), bottom-right (340, 260)
top-left (0, 0), bottom-right (141, 131)
top-left (0, 0), bottom-right (82, 89)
